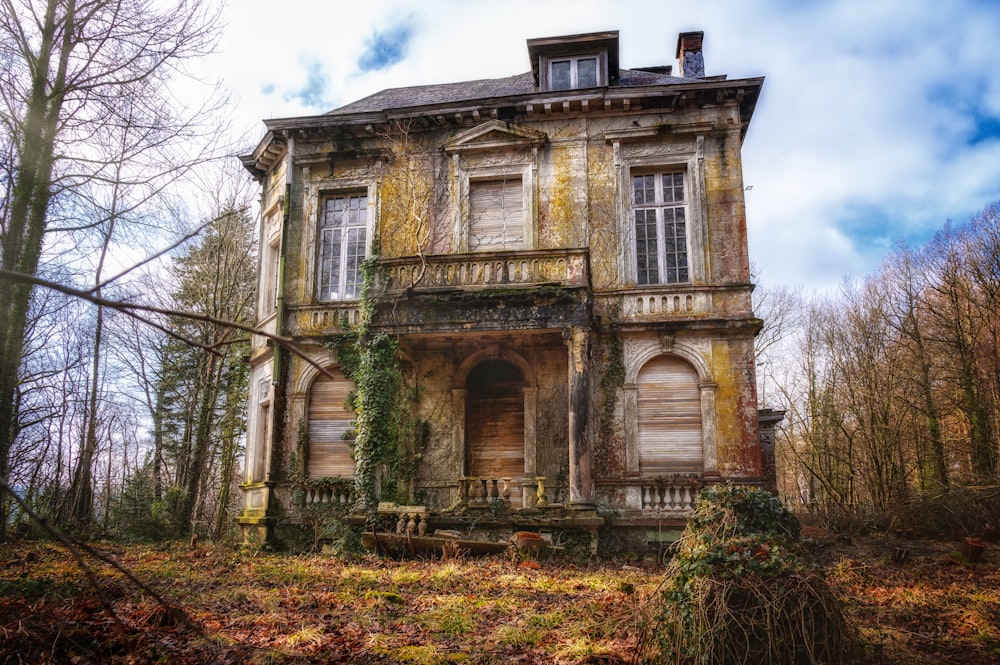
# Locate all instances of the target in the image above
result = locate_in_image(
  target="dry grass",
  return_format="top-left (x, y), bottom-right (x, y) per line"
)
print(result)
top-left (0, 535), bottom-right (996, 664)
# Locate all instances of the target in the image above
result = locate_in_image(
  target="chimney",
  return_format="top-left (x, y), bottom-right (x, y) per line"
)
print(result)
top-left (676, 31), bottom-right (705, 78)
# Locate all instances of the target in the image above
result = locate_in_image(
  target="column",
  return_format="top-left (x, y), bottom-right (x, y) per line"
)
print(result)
top-left (565, 327), bottom-right (593, 507)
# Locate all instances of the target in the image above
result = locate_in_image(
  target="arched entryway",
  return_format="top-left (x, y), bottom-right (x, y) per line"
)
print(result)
top-left (466, 359), bottom-right (525, 505)
top-left (637, 355), bottom-right (703, 475)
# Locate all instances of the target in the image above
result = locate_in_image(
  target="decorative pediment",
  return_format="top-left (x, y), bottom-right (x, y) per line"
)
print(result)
top-left (443, 120), bottom-right (547, 154)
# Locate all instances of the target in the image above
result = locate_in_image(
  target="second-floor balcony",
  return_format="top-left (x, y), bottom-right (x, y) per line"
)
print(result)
top-left (379, 248), bottom-right (589, 294)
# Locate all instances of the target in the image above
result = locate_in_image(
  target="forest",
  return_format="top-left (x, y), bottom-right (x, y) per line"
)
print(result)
top-left (0, 1), bottom-right (998, 664)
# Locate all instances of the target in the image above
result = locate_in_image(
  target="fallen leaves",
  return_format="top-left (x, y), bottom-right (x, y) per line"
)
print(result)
top-left (1, 536), bottom-right (998, 663)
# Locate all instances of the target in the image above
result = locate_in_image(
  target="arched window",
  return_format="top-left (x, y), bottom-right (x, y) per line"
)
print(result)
top-left (637, 356), bottom-right (702, 474)
top-left (307, 367), bottom-right (355, 478)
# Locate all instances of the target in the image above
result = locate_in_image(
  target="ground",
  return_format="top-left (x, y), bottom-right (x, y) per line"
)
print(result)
top-left (0, 533), bottom-right (997, 664)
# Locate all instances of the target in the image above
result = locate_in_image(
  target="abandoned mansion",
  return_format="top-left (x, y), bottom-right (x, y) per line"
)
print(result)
top-left (238, 29), bottom-right (772, 552)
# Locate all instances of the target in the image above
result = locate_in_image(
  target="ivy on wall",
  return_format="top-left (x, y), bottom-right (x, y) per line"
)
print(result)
top-left (327, 252), bottom-right (428, 521)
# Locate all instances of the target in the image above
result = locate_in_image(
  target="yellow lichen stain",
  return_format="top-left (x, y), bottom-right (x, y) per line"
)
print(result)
top-left (541, 145), bottom-right (577, 249)
top-left (585, 143), bottom-right (617, 289)
top-left (709, 343), bottom-right (740, 460)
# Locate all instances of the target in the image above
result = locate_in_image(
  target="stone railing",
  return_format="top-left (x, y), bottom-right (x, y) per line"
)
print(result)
top-left (458, 476), bottom-right (564, 509)
top-left (301, 481), bottom-right (354, 507)
top-left (380, 248), bottom-right (589, 293)
top-left (638, 483), bottom-right (699, 512)
top-left (622, 290), bottom-right (713, 318)
top-left (289, 304), bottom-right (362, 335)
top-left (599, 475), bottom-right (703, 515)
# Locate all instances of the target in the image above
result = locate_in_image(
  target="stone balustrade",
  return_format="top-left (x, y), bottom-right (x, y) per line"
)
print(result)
top-left (622, 290), bottom-right (712, 318)
top-left (640, 483), bottom-right (699, 512)
top-left (380, 248), bottom-right (589, 293)
top-left (458, 476), bottom-right (565, 509)
top-left (302, 482), bottom-right (354, 506)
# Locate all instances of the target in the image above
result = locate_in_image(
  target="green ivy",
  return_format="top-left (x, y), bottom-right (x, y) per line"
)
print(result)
top-left (326, 251), bottom-right (428, 522)
top-left (597, 330), bottom-right (625, 457)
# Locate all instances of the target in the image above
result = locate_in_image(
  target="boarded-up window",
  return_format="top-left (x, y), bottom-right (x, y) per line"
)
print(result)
top-left (307, 368), bottom-right (355, 477)
top-left (638, 356), bottom-right (702, 474)
top-left (466, 360), bottom-right (524, 505)
top-left (469, 178), bottom-right (523, 251)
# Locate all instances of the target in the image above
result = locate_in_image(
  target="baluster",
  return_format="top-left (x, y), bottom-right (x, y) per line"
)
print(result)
top-left (489, 478), bottom-right (499, 501)
top-left (682, 487), bottom-right (694, 510)
top-left (501, 477), bottom-right (512, 502)
top-left (535, 476), bottom-right (547, 507)
top-left (396, 514), bottom-right (406, 535)
top-left (641, 486), bottom-right (651, 509)
top-left (476, 478), bottom-right (487, 505)
top-left (406, 513), bottom-right (416, 536)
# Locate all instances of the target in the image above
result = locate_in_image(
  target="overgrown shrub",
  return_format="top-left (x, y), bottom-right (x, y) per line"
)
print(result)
top-left (645, 485), bottom-right (860, 664)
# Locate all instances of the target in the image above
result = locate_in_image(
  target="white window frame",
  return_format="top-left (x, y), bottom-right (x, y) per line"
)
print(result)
top-left (548, 54), bottom-right (601, 90)
top-left (316, 191), bottom-right (370, 301)
top-left (632, 170), bottom-right (690, 285)
top-left (541, 51), bottom-right (607, 91)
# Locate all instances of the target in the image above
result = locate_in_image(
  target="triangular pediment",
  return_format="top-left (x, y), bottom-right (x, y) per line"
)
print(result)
top-left (443, 120), bottom-right (547, 154)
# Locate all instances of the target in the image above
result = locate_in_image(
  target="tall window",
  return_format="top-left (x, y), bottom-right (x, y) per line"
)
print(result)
top-left (633, 172), bottom-right (688, 284)
top-left (469, 178), bottom-right (523, 251)
top-left (318, 193), bottom-right (367, 300)
top-left (549, 55), bottom-right (599, 90)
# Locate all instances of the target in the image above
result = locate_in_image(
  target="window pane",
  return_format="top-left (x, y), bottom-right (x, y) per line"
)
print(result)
top-left (551, 60), bottom-right (571, 90)
top-left (577, 58), bottom-right (597, 87)
top-left (634, 210), bottom-right (659, 285)
top-left (633, 175), bottom-right (656, 205)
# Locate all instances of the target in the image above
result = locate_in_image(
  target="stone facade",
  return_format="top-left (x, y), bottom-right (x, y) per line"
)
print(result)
top-left (238, 30), bottom-right (766, 553)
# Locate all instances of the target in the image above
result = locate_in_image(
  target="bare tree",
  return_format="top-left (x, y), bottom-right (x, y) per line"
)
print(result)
top-left (0, 0), bottom-right (223, 538)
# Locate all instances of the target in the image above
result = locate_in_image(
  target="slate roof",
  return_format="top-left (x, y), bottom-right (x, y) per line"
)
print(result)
top-left (327, 68), bottom-right (692, 116)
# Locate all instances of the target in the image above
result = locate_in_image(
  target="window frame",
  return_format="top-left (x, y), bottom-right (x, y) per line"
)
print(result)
top-left (547, 54), bottom-right (601, 90)
top-left (468, 175), bottom-right (526, 251)
top-left (540, 51), bottom-right (607, 91)
top-left (613, 141), bottom-right (706, 288)
top-left (454, 162), bottom-right (535, 253)
top-left (315, 191), bottom-right (370, 302)
top-left (632, 169), bottom-right (690, 285)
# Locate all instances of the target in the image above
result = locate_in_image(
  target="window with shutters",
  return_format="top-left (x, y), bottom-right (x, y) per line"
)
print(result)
top-left (637, 356), bottom-right (702, 474)
top-left (468, 177), bottom-right (524, 251)
top-left (317, 193), bottom-right (368, 301)
top-left (633, 171), bottom-right (689, 285)
top-left (307, 368), bottom-right (355, 478)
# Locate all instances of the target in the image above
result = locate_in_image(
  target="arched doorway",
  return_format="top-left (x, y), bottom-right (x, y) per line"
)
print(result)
top-left (637, 356), bottom-right (703, 475)
top-left (466, 359), bottom-right (525, 505)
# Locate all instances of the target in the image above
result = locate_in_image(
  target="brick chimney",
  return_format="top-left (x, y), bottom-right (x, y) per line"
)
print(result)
top-left (676, 31), bottom-right (705, 78)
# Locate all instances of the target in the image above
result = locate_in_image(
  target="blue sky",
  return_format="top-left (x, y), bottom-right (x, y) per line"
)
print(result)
top-left (207, 0), bottom-right (1000, 293)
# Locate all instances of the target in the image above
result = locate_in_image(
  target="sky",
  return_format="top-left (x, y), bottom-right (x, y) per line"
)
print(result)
top-left (202, 0), bottom-right (1000, 293)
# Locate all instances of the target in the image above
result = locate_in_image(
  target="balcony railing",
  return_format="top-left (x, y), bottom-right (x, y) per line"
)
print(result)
top-left (380, 248), bottom-right (589, 293)
top-left (458, 476), bottom-right (566, 510)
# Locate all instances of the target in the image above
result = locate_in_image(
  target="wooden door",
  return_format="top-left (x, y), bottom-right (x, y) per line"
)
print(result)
top-left (466, 360), bottom-right (524, 505)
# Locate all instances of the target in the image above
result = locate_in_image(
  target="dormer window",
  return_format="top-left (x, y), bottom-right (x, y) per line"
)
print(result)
top-left (549, 55), bottom-right (600, 90)
top-left (527, 30), bottom-right (619, 92)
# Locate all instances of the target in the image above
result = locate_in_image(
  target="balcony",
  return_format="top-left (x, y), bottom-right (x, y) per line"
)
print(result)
top-left (380, 248), bottom-right (589, 293)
